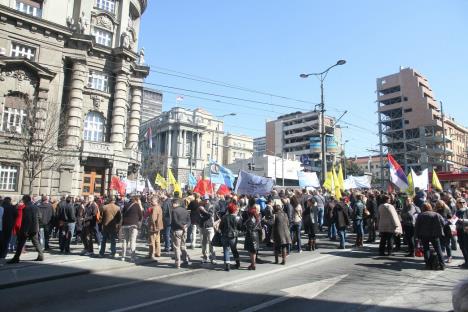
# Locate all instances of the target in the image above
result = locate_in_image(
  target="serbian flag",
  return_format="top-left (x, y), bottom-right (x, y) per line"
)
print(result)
top-left (387, 154), bottom-right (408, 191)
top-left (145, 127), bottom-right (153, 149)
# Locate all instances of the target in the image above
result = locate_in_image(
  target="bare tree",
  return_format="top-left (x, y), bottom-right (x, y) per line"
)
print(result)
top-left (8, 92), bottom-right (67, 195)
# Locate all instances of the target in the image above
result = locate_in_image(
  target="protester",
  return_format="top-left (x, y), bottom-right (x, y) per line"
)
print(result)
top-left (377, 194), bottom-right (402, 256)
top-left (7, 195), bottom-right (43, 264)
top-left (147, 197), bottom-right (163, 261)
top-left (455, 198), bottom-right (468, 268)
top-left (290, 196), bottom-right (303, 253)
top-left (220, 203), bottom-right (241, 271)
top-left (99, 197), bottom-right (121, 258)
top-left (0, 197), bottom-right (16, 259)
top-left (353, 194), bottom-right (365, 247)
top-left (334, 199), bottom-right (351, 249)
top-left (400, 196), bottom-right (420, 257)
top-left (57, 196), bottom-right (76, 254)
top-left (121, 195), bottom-right (143, 262)
top-left (273, 203), bottom-right (291, 264)
top-left (187, 192), bottom-right (201, 249)
top-left (414, 202), bottom-right (446, 270)
top-left (38, 195), bottom-right (53, 250)
top-left (435, 199), bottom-right (453, 263)
top-left (243, 204), bottom-right (261, 270)
top-left (162, 193), bottom-right (173, 252)
top-left (171, 198), bottom-right (191, 268)
top-left (199, 195), bottom-right (216, 264)
top-left (82, 196), bottom-right (98, 256)
top-left (303, 197), bottom-right (318, 251)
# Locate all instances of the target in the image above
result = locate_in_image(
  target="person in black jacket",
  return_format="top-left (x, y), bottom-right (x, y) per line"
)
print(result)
top-left (121, 195), bottom-right (143, 262)
top-left (365, 193), bottom-right (378, 243)
top-left (58, 196), bottom-right (76, 253)
top-left (162, 194), bottom-right (173, 252)
top-left (220, 203), bottom-right (241, 271)
top-left (171, 199), bottom-right (191, 268)
top-left (38, 195), bottom-right (53, 250)
top-left (199, 195), bottom-right (216, 264)
top-left (0, 197), bottom-right (16, 259)
top-left (7, 195), bottom-right (43, 264)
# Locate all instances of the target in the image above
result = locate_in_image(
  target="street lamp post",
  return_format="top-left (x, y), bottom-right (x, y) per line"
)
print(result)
top-left (300, 60), bottom-right (346, 182)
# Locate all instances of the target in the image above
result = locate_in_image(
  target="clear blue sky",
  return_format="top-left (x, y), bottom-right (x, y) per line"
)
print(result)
top-left (140, 0), bottom-right (468, 157)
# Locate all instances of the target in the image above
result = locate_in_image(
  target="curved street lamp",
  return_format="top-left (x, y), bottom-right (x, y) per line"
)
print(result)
top-left (300, 60), bottom-right (346, 182)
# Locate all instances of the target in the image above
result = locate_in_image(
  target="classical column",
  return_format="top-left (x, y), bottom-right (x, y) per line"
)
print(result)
top-left (65, 60), bottom-right (87, 148)
top-left (167, 130), bottom-right (172, 157)
top-left (110, 73), bottom-right (129, 151)
top-left (181, 130), bottom-right (186, 157)
top-left (126, 86), bottom-right (142, 149)
top-left (198, 133), bottom-right (202, 159)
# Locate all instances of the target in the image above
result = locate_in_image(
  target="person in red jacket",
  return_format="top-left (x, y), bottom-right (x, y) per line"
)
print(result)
top-left (10, 201), bottom-right (25, 253)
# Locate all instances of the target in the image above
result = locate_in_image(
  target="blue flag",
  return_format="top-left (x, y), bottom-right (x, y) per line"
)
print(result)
top-left (209, 161), bottom-right (235, 188)
top-left (188, 173), bottom-right (197, 188)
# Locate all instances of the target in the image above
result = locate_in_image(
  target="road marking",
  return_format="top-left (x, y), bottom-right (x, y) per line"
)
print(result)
top-left (238, 274), bottom-right (348, 312)
top-left (89, 268), bottom-right (204, 293)
top-left (107, 254), bottom-right (332, 312)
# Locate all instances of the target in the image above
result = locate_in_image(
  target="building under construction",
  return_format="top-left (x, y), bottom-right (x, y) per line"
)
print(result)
top-left (377, 67), bottom-right (468, 173)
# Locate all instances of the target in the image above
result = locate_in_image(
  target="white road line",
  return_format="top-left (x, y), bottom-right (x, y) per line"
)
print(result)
top-left (88, 268), bottom-right (204, 293)
top-left (107, 254), bottom-right (332, 312)
top-left (239, 274), bottom-right (349, 312)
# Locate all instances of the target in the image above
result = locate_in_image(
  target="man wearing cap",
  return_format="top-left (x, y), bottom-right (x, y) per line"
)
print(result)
top-left (455, 198), bottom-right (468, 268)
top-left (199, 195), bottom-right (216, 264)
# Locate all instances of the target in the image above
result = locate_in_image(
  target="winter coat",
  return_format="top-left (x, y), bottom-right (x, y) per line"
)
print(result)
top-left (19, 201), bottom-right (40, 235)
top-left (199, 204), bottom-right (214, 229)
top-left (1, 201), bottom-right (17, 235)
top-left (415, 211), bottom-right (445, 239)
top-left (273, 211), bottom-right (292, 245)
top-left (333, 202), bottom-right (350, 229)
top-left (162, 198), bottom-right (172, 227)
top-left (220, 213), bottom-right (241, 239)
top-left (101, 203), bottom-right (122, 234)
top-left (353, 201), bottom-right (365, 221)
top-left (38, 201), bottom-right (53, 226)
top-left (303, 203), bottom-right (317, 235)
top-left (122, 202), bottom-right (143, 227)
top-left (401, 203), bottom-right (420, 226)
top-left (243, 216), bottom-right (261, 253)
top-left (148, 204), bottom-right (163, 232)
top-left (378, 203), bottom-right (402, 234)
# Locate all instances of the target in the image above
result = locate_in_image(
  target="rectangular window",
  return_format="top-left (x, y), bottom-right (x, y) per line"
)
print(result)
top-left (96, 0), bottom-right (115, 13)
top-left (88, 71), bottom-right (109, 92)
top-left (16, 0), bottom-right (42, 17)
top-left (1, 107), bottom-right (26, 133)
top-left (10, 42), bottom-right (36, 60)
top-left (0, 164), bottom-right (19, 191)
top-left (92, 27), bottom-right (113, 47)
top-left (404, 108), bottom-right (413, 113)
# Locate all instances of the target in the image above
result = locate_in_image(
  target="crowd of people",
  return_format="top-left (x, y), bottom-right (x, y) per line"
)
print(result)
top-left (0, 185), bottom-right (467, 272)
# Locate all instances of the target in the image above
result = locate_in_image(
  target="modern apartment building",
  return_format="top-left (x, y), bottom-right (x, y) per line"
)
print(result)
top-left (265, 111), bottom-right (342, 173)
top-left (141, 88), bottom-right (163, 123)
top-left (377, 67), bottom-right (468, 173)
top-left (0, 0), bottom-right (149, 197)
top-left (140, 107), bottom-right (225, 186)
top-left (223, 133), bottom-right (253, 165)
top-left (253, 136), bottom-right (266, 158)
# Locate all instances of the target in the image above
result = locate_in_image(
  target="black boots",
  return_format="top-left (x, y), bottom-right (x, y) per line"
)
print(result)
top-left (224, 263), bottom-right (230, 271)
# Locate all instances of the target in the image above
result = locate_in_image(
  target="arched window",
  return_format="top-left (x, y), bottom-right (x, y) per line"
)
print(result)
top-left (83, 111), bottom-right (105, 142)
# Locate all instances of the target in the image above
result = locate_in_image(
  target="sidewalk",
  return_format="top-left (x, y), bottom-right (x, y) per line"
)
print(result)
top-left (0, 235), bottom-right (204, 289)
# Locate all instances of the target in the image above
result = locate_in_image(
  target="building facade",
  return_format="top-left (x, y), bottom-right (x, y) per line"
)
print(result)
top-left (140, 107), bottom-right (225, 186)
top-left (377, 67), bottom-right (468, 173)
top-left (141, 87), bottom-right (162, 123)
top-left (265, 111), bottom-right (343, 173)
top-left (223, 133), bottom-right (253, 165)
top-left (0, 0), bottom-right (149, 197)
top-left (253, 136), bottom-right (266, 158)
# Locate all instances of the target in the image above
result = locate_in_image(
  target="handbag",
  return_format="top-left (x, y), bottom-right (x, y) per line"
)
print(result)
top-left (415, 240), bottom-right (423, 257)
top-left (211, 231), bottom-right (222, 247)
top-left (213, 219), bottom-right (221, 233)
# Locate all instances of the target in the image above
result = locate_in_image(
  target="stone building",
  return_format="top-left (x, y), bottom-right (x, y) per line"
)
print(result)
top-left (222, 133), bottom-right (253, 165)
top-left (141, 87), bottom-right (162, 123)
top-left (140, 107), bottom-right (225, 186)
top-left (0, 0), bottom-right (149, 197)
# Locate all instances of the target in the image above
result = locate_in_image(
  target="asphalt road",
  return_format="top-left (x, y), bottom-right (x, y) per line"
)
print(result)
top-left (1, 236), bottom-right (465, 312)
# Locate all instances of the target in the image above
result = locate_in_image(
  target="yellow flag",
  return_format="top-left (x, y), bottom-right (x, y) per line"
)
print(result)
top-left (432, 169), bottom-right (443, 191)
top-left (406, 171), bottom-right (414, 196)
top-left (338, 164), bottom-right (345, 191)
top-left (168, 169), bottom-right (182, 194)
top-left (155, 173), bottom-right (168, 190)
top-left (333, 165), bottom-right (342, 200)
top-left (323, 171), bottom-right (334, 192)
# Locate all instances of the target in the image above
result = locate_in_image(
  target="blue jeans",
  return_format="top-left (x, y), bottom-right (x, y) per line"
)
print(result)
top-left (338, 227), bottom-right (347, 248)
top-left (100, 231), bottom-right (117, 256)
top-left (316, 208), bottom-right (324, 231)
top-left (291, 223), bottom-right (302, 251)
top-left (164, 226), bottom-right (172, 251)
top-left (354, 219), bottom-right (364, 239)
top-left (60, 222), bottom-right (75, 252)
top-left (222, 236), bottom-right (239, 263)
top-left (328, 223), bottom-right (337, 239)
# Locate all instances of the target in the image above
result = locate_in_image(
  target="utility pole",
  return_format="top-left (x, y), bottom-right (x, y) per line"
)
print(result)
top-left (440, 101), bottom-right (448, 171)
top-left (377, 102), bottom-right (385, 190)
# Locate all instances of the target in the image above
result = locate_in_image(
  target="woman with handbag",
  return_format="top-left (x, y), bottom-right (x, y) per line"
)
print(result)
top-left (243, 205), bottom-right (262, 270)
top-left (219, 203), bottom-right (241, 271)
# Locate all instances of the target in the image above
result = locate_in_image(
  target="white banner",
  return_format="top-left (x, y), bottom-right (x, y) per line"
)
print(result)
top-left (343, 175), bottom-right (372, 190)
top-left (297, 171), bottom-right (320, 188)
top-left (412, 168), bottom-right (429, 191)
top-left (235, 170), bottom-right (274, 196)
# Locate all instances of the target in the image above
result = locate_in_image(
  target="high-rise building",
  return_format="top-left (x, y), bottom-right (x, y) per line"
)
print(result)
top-left (223, 133), bottom-right (253, 165)
top-left (253, 136), bottom-right (266, 158)
top-left (377, 67), bottom-right (468, 173)
top-left (265, 111), bottom-right (342, 173)
top-left (141, 88), bottom-right (163, 123)
top-left (0, 0), bottom-right (149, 197)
